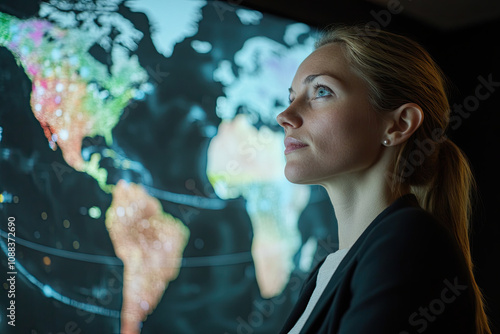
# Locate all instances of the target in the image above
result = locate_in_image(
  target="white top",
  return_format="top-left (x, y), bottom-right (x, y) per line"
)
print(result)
top-left (288, 248), bottom-right (350, 334)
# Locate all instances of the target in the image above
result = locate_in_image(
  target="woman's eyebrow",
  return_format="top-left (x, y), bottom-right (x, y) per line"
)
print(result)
top-left (288, 72), bottom-right (344, 93)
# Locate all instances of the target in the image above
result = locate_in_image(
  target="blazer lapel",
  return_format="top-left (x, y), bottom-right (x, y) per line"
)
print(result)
top-left (298, 250), bottom-right (356, 333)
top-left (279, 259), bottom-right (325, 334)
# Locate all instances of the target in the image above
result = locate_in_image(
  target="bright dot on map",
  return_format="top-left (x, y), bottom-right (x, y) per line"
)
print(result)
top-left (140, 300), bottom-right (149, 311)
top-left (187, 105), bottom-right (206, 122)
top-left (59, 129), bottom-right (68, 140)
top-left (35, 103), bottom-right (42, 112)
top-left (55, 109), bottom-right (62, 116)
top-left (51, 133), bottom-right (58, 142)
top-left (56, 83), bottom-right (64, 92)
top-left (140, 82), bottom-right (154, 94)
top-left (204, 125), bottom-right (217, 137)
top-left (69, 55), bottom-right (78, 65)
top-left (134, 89), bottom-right (145, 100)
top-left (73, 241), bottom-right (80, 249)
top-left (125, 207), bottom-right (133, 217)
top-left (63, 219), bottom-right (70, 228)
top-left (37, 87), bottom-right (45, 96)
top-left (43, 256), bottom-right (51, 266)
top-left (51, 48), bottom-right (61, 60)
top-left (42, 285), bottom-right (53, 297)
top-left (116, 206), bottom-right (125, 217)
top-left (55, 95), bottom-right (61, 104)
top-left (88, 206), bottom-right (101, 219)
top-left (80, 66), bottom-right (89, 78)
top-left (99, 90), bottom-right (109, 99)
top-left (41, 212), bottom-right (48, 220)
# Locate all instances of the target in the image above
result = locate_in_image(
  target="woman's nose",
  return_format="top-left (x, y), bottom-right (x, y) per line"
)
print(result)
top-left (276, 105), bottom-right (303, 129)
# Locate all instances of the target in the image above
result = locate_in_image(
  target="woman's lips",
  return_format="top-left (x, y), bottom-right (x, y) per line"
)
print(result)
top-left (284, 137), bottom-right (308, 155)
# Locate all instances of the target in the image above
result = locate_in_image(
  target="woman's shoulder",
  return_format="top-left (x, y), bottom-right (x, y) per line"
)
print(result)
top-left (354, 198), bottom-right (467, 270)
top-left (366, 196), bottom-right (452, 246)
top-left (336, 199), bottom-right (476, 334)
top-left (375, 204), bottom-right (445, 239)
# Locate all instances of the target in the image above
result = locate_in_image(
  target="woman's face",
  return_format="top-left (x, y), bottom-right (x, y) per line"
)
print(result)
top-left (276, 43), bottom-right (386, 185)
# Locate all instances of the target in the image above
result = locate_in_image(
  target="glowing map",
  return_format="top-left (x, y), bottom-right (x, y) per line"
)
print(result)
top-left (0, 1), bottom-right (338, 333)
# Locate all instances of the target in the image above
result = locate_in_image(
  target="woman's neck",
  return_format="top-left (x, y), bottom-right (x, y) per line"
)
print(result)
top-left (321, 167), bottom-right (406, 250)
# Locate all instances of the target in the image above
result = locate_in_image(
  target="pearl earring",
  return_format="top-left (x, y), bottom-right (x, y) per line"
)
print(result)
top-left (383, 139), bottom-right (390, 146)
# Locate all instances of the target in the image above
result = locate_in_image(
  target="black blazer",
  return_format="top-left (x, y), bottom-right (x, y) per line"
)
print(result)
top-left (280, 194), bottom-right (476, 334)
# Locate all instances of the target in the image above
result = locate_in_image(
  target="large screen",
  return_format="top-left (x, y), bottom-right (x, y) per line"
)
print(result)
top-left (0, 1), bottom-right (338, 333)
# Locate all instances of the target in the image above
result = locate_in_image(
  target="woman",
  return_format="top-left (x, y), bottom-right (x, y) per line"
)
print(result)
top-left (276, 25), bottom-right (491, 334)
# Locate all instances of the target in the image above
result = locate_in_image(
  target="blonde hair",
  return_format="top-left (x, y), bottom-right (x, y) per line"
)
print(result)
top-left (315, 25), bottom-right (490, 334)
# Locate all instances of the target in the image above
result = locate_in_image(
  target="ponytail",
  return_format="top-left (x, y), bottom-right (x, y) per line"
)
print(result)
top-left (421, 139), bottom-right (473, 260)
top-left (415, 139), bottom-right (491, 334)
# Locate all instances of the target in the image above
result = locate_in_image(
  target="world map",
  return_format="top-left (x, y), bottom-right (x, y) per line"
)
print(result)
top-left (0, 1), bottom-right (338, 333)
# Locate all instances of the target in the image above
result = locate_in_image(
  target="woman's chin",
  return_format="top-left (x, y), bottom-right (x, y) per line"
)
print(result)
top-left (284, 166), bottom-right (313, 185)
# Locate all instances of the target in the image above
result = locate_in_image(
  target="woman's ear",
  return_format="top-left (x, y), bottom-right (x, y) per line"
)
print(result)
top-left (384, 103), bottom-right (424, 145)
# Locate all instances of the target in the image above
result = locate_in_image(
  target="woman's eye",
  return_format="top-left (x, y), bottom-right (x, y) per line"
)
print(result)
top-left (318, 88), bottom-right (329, 96)
top-left (314, 85), bottom-right (332, 98)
